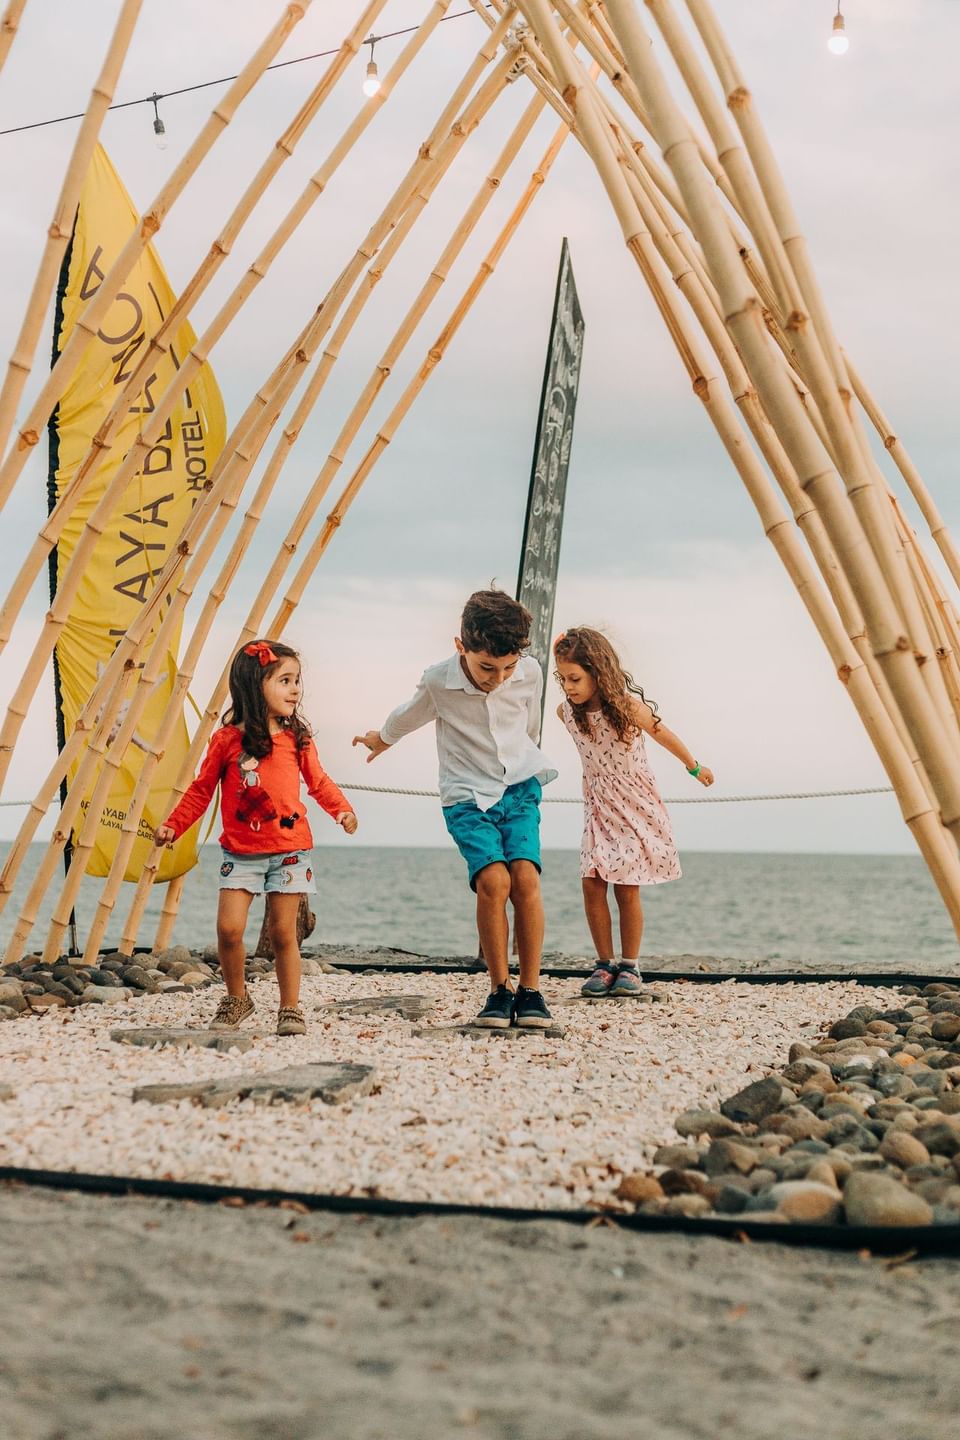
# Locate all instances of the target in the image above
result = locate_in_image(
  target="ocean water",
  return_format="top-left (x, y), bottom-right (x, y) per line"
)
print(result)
top-left (1, 843), bottom-right (957, 971)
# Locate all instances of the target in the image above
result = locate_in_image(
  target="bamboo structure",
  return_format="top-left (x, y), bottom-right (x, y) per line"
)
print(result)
top-left (0, 0), bottom-right (27, 77)
top-left (3, 1), bottom-right (960, 965)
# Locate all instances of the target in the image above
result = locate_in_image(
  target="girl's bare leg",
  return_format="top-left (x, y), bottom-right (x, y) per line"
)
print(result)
top-left (582, 875), bottom-right (615, 961)
top-left (267, 891), bottom-right (304, 1009)
top-left (216, 889), bottom-right (254, 997)
top-left (613, 884), bottom-right (643, 962)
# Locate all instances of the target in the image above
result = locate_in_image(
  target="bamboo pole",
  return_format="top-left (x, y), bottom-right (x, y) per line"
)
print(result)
top-left (152, 873), bottom-right (185, 954)
top-left (597, 0), bottom-right (960, 848)
top-left (0, 0), bottom-right (26, 76)
top-left (0, 1), bottom-right (312, 515)
top-left (11, 40), bottom-right (518, 962)
top-left (0, 0), bottom-right (145, 461)
top-left (845, 352), bottom-right (960, 595)
top-left (0, 4), bottom-right (503, 797)
top-left (508, 0), bottom-right (960, 929)
top-left (123, 103), bottom-right (576, 957)
top-left (76, 67), bottom-right (534, 964)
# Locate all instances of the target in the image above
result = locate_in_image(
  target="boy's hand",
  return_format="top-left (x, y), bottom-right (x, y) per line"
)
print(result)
top-left (154, 823), bottom-right (176, 847)
top-left (695, 766), bottom-right (714, 787)
top-left (352, 730), bottom-right (391, 763)
top-left (338, 812), bottom-right (358, 835)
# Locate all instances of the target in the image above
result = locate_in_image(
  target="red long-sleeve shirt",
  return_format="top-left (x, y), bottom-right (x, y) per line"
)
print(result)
top-left (164, 725), bottom-right (352, 855)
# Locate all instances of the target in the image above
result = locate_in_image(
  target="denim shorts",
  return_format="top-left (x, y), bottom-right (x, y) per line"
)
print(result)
top-left (218, 848), bottom-right (316, 895)
top-left (442, 776), bottom-right (543, 891)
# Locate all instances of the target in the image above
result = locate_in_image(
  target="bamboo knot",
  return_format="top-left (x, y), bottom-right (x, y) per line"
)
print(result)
top-left (141, 213), bottom-right (160, 238)
top-left (47, 223), bottom-right (68, 240)
top-left (786, 309), bottom-right (808, 332)
top-left (728, 87), bottom-right (751, 111)
top-left (837, 664), bottom-right (852, 686)
top-left (692, 376), bottom-right (709, 398)
top-left (418, 142), bottom-right (432, 161)
top-left (92, 435), bottom-right (108, 451)
top-left (325, 512), bottom-right (343, 529)
top-left (894, 635), bottom-right (911, 652)
top-left (884, 435), bottom-right (897, 450)
top-left (561, 83), bottom-right (578, 109)
top-left (429, 347), bottom-right (443, 364)
top-left (17, 428), bottom-right (39, 450)
top-left (177, 540), bottom-right (190, 556)
top-left (295, 348), bottom-right (308, 364)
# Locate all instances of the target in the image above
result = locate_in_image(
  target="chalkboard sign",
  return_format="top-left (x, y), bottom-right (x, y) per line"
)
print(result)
top-left (516, 239), bottom-right (585, 717)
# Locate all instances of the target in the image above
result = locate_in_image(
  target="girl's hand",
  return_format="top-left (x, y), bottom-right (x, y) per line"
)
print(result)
top-left (352, 730), bottom-right (391, 763)
top-left (694, 765), bottom-right (714, 787)
top-left (154, 823), bottom-right (176, 847)
top-left (338, 812), bottom-right (358, 835)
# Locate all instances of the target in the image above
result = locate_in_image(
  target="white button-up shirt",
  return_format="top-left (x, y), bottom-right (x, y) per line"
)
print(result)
top-left (379, 654), bottom-right (557, 810)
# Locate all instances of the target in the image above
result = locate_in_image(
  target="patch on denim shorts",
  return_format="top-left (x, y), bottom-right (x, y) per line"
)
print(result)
top-left (280, 853), bottom-right (299, 866)
top-left (220, 861), bottom-right (234, 877)
top-left (305, 868), bottom-right (312, 882)
top-left (280, 870), bottom-right (293, 885)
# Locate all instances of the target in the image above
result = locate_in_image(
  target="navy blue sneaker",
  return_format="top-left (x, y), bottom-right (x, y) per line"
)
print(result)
top-left (513, 986), bottom-right (553, 1029)
top-left (475, 984), bottom-right (514, 1029)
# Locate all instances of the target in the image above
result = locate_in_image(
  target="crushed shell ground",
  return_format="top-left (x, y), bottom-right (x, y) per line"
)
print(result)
top-left (0, 973), bottom-right (898, 1210)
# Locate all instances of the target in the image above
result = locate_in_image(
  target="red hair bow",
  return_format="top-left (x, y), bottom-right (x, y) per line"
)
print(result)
top-left (244, 641), bottom-right (277, 667)
top-left (552, 631), bottom-right (566, 650)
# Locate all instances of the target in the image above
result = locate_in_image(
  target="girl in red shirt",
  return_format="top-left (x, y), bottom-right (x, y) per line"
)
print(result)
top-left (156, 640), bottom-right (357, 1036)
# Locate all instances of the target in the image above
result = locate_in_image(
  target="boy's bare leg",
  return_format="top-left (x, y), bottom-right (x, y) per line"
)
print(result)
top-left (613, 884), bottom-right (643, 962)
top-left (216, 889), bottom-right (254, 997)
top-left (510, 859), bottom-right (544, 989)
top-left (475, 863), bottom-right (510, 988)
top-left (267, 892), bottom-right (303, 1009)
top-left (581, 875), bottom-right (614, 961)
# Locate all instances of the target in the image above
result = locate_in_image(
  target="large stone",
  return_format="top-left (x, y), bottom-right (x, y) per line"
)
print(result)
top-left (829, 1017), bottom-right (867, 1040)
top-left (652, 1144), bottom-right (702, 1170)
top-left (327, 994), bottom-right (436, 1022)
top-left (111, 1027), bottom-right (254, 1054)
top-left (878, 1131), bottom-right (931, 1169)
top-left (761, 1108), bottom-right (831, 1143)
top-left (614, 1173), bottom-right (664, 1205)
top-left (121, 966), bottom-right (159, 993)
top-left (703, 1138), bottom-right (759, 1177)
top-left (674, 1108), bottom-right (740, 1139)
top-left (931, 1015), bottom-right (960, 1042)
top-left (720, 1076), bottom-right (784, 1124)
top-left (766, 1181), bottom-right (843, 1224)
top-left (0, 984), bottom-right (27, 1013)
top-left (81, 984), bottom-right (130, 1005)
top-left (154, 946), bottom-right (194, 969)
top-left (27, 993), bottom-right (66, 1010)
top-left (133, 1061), bottom-right (377, 1108)
top-left (843, 1172), bottom-right (934, 1227)
top-left (914, 1120), bottom-right (960, 1157)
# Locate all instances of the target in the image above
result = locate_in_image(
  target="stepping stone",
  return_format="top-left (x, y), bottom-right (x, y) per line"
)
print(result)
top-left (413, 1023), bottom-right (566, 1040)
top-left (319, 994), bottom-right (436, 1022)
top-left (132, 1061), bottom-right (376, 1108)
top-left (111, 1027), bottom-right (254, 1053)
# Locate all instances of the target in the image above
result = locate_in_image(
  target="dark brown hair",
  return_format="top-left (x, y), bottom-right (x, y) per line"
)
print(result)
top-left (223, 639), bottom-right (311, 759)
top-left (460, 588), bottom-right (531, 657)
top-left (553, 627), bottom-right (661, 743)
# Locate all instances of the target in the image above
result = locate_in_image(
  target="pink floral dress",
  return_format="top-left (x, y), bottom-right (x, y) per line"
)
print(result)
top-left (562, 700), bottom-right (681, 885)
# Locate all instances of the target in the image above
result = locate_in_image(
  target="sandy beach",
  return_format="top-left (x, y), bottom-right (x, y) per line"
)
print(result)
top-left (2, 1182), bottom-right (958, 1440)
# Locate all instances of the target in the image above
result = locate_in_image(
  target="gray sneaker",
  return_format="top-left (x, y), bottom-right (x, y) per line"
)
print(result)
top-left (610, 964), bottom-right (643, 997)
top-left (580, 962), bottom-right (618, 998)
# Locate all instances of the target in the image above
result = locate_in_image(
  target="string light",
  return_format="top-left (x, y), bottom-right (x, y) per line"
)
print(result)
top-left (828, 3), bottom-right (849, 55)
top-left (362, 35), bottom-right (381, 98)
top-left (149, 93), bottom-right (167, 150)
top-left (0, 6), bottom-right (493, 139)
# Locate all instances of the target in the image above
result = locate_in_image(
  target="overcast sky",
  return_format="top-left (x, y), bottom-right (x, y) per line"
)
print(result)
top-left (1, 0), bottom-right (958, 854)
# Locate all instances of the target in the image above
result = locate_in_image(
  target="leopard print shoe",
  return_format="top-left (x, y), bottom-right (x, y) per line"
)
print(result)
top-left (210, 991), bottom-right (255, 1028)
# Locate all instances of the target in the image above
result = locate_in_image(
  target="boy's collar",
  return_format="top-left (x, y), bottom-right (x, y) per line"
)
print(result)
top-left (445, 653), bottom-right (524, 693)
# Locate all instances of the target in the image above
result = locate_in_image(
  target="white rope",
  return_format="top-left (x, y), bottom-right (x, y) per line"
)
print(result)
top-left (0, 783), bottom-right (895, 811)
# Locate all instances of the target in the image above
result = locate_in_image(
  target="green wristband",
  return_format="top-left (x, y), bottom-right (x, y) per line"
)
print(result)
top-left (687, 761), bottom-right (701, 777)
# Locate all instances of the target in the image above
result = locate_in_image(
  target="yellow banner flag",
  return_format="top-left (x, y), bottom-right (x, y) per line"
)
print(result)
top-left (50, 144), bottom-right (226, 881)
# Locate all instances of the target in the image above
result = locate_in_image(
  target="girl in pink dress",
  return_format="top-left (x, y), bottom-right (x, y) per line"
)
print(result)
top-left (553, 628), bottom-right (714, 997)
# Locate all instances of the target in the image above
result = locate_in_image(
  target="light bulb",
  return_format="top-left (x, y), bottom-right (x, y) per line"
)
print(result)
top-left (827, 12), bottom-right (849, 54)
top-left (153, 115), bottom-right (168, 150)
top-left (362, 59), bottom-right (381, 97)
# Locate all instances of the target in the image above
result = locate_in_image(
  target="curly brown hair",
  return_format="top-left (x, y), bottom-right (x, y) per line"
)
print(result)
top-left (461, 588), bottom-right (531, 657)
top-left (553, 627), bottom-right (661, 744)
top-left (223, 639), bottom-right (312, 759)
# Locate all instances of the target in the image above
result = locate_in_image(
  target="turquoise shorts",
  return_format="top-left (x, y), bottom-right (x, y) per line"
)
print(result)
top-left (442, 777), bottom-right (543, 891)
top-left (219, 848), bottom-right (316, 895)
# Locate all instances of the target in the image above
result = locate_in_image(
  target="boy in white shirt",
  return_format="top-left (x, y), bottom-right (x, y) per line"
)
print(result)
top-left (353, 589), bottom-right (556, 1028)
